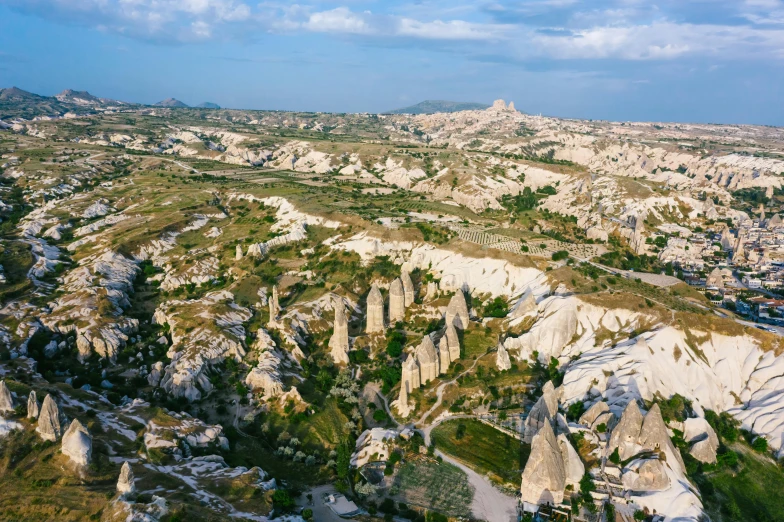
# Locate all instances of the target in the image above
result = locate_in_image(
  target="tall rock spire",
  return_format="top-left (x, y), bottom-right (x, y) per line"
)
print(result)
top-left (366, 284), bottom-right (385, 333)
top-left (328, 299), bottom-right (350, 364)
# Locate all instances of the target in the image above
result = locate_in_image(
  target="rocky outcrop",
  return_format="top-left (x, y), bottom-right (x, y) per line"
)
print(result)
top-left (622, 459), bottom-right (669, 491)
top-left (445, 323), bottom-right (460, 361)
top-left (147, 361), bottom-right (164, 387)
top-left (37, 394), bottom-right (64, 441)
top-left (520, 421), bottom-right (566, 506)
top-left (0, 380), bottom-right (13, 414)
top-left (117, 461), bottom-right (136, 497)
top-left (389, 278), bottom-right (405, 323)
top-left (496, 343), bottom-right (512, 371)
top-left (329, 300), bottom-right (350, 365)
top-left (416, 335), bottom-right (438, 384)
top-left (268, 285), bottom-right (280, 327)
top-left (524, 381), bottom-right (559, 443)
top-left (579, 401), bottom-right (614, 433)
top-left (438, 336), bottom-right (451, 375)
top-left (62, 419), bottom-right (92, 466)
top-left (366, 284), bottom-right (385, 334)
top-left (445, 291), bottom-right (469, 329)
top-left (684, 418), bottom-right (719, 464)
top-left (401, 270), bottom-right (415, 306)
top-left (607, 400), bottom-right (644, 462)
top-left (244, 329), bottom-right (285, 398)
top-left (401, 354), bottom-right (421, 395)
top-left (639, 404), bottom-right (685, 469)
top-left (27, 390), bottom-right (39, 419)
top-left (235, 244), bottom-right (243, 260)
top-left (557, 433), bottom-right (585, 489)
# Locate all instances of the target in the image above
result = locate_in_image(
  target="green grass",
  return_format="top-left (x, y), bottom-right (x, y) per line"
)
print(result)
top-left (431, 419), bottom-right (529, 486)
top-left (393, 460), bottom-right (473, 517)
top-left (460, 326), bottom-right (497, 358)
top-left (695, 445), bottom-right (784, 522)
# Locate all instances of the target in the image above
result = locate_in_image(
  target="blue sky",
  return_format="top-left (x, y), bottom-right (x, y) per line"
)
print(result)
top-left (1, 0), bottom-right (783, 125)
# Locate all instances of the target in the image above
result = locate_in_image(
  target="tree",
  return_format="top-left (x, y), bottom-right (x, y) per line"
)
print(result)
top-left (609, 447), bottom-right (621, 465)
top-left (336, 442), bottom-right (352, 480)
top-left (752, 436), bottom-right (768, 453)
top-left (633, 510), bottom-right (646, 521)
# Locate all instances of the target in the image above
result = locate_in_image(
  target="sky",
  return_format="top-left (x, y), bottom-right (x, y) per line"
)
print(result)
top-left (0, 0), bottom-right (783, 125)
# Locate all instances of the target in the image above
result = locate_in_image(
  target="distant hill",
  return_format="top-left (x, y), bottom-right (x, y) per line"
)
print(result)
top-left (196, 102), bottom-right (220, 109)
top-left (155, 98), bottom-right (189, 108)
top-left (386, 100), bottom-right (490, 115)
top-left (55, 89), bottom-right (127, 107)
top-left (0, 86), bottom-right (80, 120)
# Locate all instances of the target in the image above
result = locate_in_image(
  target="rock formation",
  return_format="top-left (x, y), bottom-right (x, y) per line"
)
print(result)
top-left (27, 390), bottom-right (39, 419)
top-left (424, 281), bottom-right (439, 302)
top-left (639, 404), bottom-right (685, 469)
top-left (607, 400), bottom-right (644, 462)
top-left (445, 291), bottom-right (470, 329)
top-left (401, 270), bottom-right (415, 306)
top-left (509, 291), bottom-right (537, 321)
top-left (706, 267), bottom-right (724, 288)
top-left (400, 354), bottom-right (421, 407)
top-left (557, 433), bottom-right (585, 488)
top-left (416, 335), bottom-right (438, 383)
top-left (579, 401), bottom-right (614, 433)
top-left (524, 381), bottom-right (559, 443)
top-left (0, 380), bottom-right (13, 414)
top-left (117, 461), bottom-right (136, 496)
top-left (62, 419), bottom-right (92, 466)
top-left (496, 343), bottom-right (512, 371)
top-left (328, 299), bottom-right (350, 364)
top-left (445, 323), bottom-right (460, 361)
top-left (389, 278), bottom-right (406, 324)
top-left (148, 361), bottom-right (164, 387)
top-left (37, 394), bottom-right (64, 441)
top-left (684, 417), bottom-right (719, 464)
top-left (235, 244), bottom-right (243, 260)
top-left (629, 217), bottom-right (646, 255)
top-left (622, 459), bottom-right (669, 491)
top-left (268, 285), bottom-right (280, 326)
top-left (520, 421), bottom-right (566, 506)
top-left (720, 226), bottom-right (734, 251)
top-left (366, 284), bottom-right (385, 333)
top-left (437, 336), bottom-right (451, 375)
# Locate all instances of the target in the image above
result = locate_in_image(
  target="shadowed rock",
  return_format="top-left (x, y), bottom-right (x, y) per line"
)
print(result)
top-left (445, 291), bottom-right (469, 329)
top-left (445, 323), bottom-right (460, 361)
top-left (520, 421), bottom-right (566, 506)
top-left (401, 270), bottom-right (415, 306)
top-left (640, 403), bottom-right (685, 470)
top-left (416, 335), bottom-right (438, 383)
top-left (400, 353), bottom-right (421, 408)
top-left (388, 278), bottom-right (405, 323)
top-left (37, 394), bottom-right (64, 441)
top-left (27, 390), bottom-right (39, 419)
top-left (579, 401), bottom-right (615, 433)
top-left (0, 380), bottom-right (13, 414)
top-left (366, 284), bottom-right (385, 333)
top-left (684, 417), bottom-right (719, 464)
top-left (328, 299), bottom-right (350, 364)
top-left (622, 459), bottom-right (669, 491)
top-left (437, 336), bottom-right (451, 375)
top-left (607, 400), bottom-right (644, 462)
top-left (117, 461), bottom-right (136, 496)
top-left (268, 285), bottom-right (280, 326)
top-left (62, 418), bottom-right (92, 466)
top-left (524, 381), bottom-right (559, 443)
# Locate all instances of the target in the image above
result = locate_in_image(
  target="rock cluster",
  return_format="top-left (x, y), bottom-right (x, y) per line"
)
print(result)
top-left (365, 284), bottom-right (385, 333)
top-left (244, 329), bottom-right (285, 398)
top-left (445, 291), bottom-right (469, 329)
top-left (328, 299), bottom-right (350, 364)
top-left (27, 390), bottom-right (39, 419)
top-left (62, 419), bottom-right (92, 466)
top-left (0, 380), bottom-right (13, 414)
top-left (524, 381), bottom-right (559, 443)
top-left (117, 461), bottom-right (136, 497)
top-left (415, 335), bottom-right (438, 383)
top-left (607, 402), bottom-right (685, 470)
top-left (520, 421), bottom-right (582, 506)
top-left (388, 278), bottom-right (405, 323)
top-left (37, 394), bottom-right (64, 441)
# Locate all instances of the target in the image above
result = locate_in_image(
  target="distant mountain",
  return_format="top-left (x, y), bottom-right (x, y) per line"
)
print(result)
top-left (386, 100), bottom-right (490, 115)
top-left (0, 86), bottom-right (79, 120)
top-left (196, 102), bottom-right (220, 109)
top-left (55, 89), bottom-right (129, 107)
top-left (155, 98), bottom-right (189, 108)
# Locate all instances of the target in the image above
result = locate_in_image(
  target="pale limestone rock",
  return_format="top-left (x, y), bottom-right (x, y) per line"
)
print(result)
top-left (27, 391), bottom-right (39, 419)
top-left (268, 285), bottom-right (280, 327)
top-left (557, 433), bottom-right (585, 488)
top-left (640, 404), bottom-right (685, 470)
top-left (328, 300), bottom-right (350, 365)
top-left (147, 361), bottom-right (164, 387)
top-left (437, 336), bottom-right (451, 375)
top-left (622, 459), bottom-right (669, 491)
top-left (424, 281), bottom-right (439, 302)
top-left (366, 284), bottom-right (385, 334)
top-left (524, 381), bottom-right (558, 443)
top-left (445, 323), bottom-right (460, 361)
top-left (401, 270), bottom-right (415, 306)
top-left (245, 349), bottom-right (285, 398)
top-left (706, 267), bottom-right (724, 288)
top-left (37, 394), bottom-right (64, 441)
top-left (684, 417), bottom-right (719, 464)
top-left (509, 291), bottom-right (537, 321)
top-left (720, 226), bottom-right (734, 251)
top-left (445, 291), bottom-right (469, 329)
top-left (388, 278), bottom-right (405, 323)
top-left (401, 353), bottom-right (421, 392)
top-left (235, 244), bottom-right (243, 260)
top-left (117, 461), bottom-right (136, 496)
top-left (520, 421), bottom-right (566, 506)
top-left (629, 217), bottom-right (646, 255)
top-left (608, 400), bottom-right (644, 462)
top-left (0, 380), bottom-right (13, 414)
top-left (416, 335), bottom-right (438, 383)
top-left (496, 343), bottom-right (512, 371)
top-left (579, 401), bottom-right (615, 433)
top-left (62, 419), bottom-right (92, 466)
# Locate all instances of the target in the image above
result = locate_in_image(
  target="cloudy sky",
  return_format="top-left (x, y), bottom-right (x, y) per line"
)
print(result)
top-left (1, 0), bottom-right (783, 124)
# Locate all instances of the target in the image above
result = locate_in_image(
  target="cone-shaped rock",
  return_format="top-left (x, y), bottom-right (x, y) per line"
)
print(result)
top-left (524, 381), bottom-right (558, 443)
top-left (437, 336), bottom-right (451, 375)
top-left (27, 390), bottom-right (39, 419)
top-left (62, 418), bottom-right (92, 466)
top-left (416, 335), bottom-right (438, 383)
top-left (37, 394), bottom-right (64, 441)
top-left (366, 284), bottom-right (385, 333)
top-left (558, 433), bottom-right (585, 488)
top-left (445, 291), bottom-right (469, 329)
top-left (496, 343), bottom-right (512, 371)
top-left (235, 244), bottom-right (243, 260)
top-left (401, 353), bottom-right (421, 392)
top-left (328, 300), bottom-right (350, 364)
top-left (401, 270), bottom-right (415, 307)
top-left (520, 421), bottom-right (566, 506)
top-left (640, 403), bottom-right (685, 470)
top-left (0, 380), bottom-right (13, 414)
top-left (579, 401), bottom-right (614, 432)
top-left (388, 278), bottom-right (405, 324)
top-left (445, 323), bottom-right (460, 361)
top-left (117, 461), bottom-right (136, 496)
top-left (608, 400), bottom-right (644, 462)
top-left (268, 285), bottom-right (280, 326)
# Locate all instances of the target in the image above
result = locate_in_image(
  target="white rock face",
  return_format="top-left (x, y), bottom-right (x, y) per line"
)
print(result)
top-left (147, 361), bottom-right (164, 387)
top-left (329, 300), bottom-right (350, 365)
top-left (520, 421), bottom-right (566, 506)
top-left (62, 419), bottom-right (92, 466)
top-left (445, 323), bottom-right (460, 361)
top-left (524, 381), bottom-right (558, 443)
top-left (398, 353), bottom-right (421, 415)
top-left (445, 291), bottom-right (470, 329)
top-left (27, 390), bottom-right (39, 419)
top-left (365, 284), bottom-right (385, 334)
top-left (117, 461), bottom-right (136, 496)
top-left (437, 336), bottom-right (451, 375)
top-left (416, 335), bottom-right (438, 384)
top-left (0, 380), bottom-right (13, 414)
top-left (622, 459), bottom-right (669, 491)
top-left (388, 278), bottom-right (405, 323)
top-left (579, 401), bottom-right (614, 433)
top-left (37, 394), bottom-right (64, 441)
top-left (401, 270), bottom-right (415, 306)
top-left (268, 285), bottom-right (280, 327)
top-left (496, 343), bottom-right (512, 371)
top-left (244, 329), bottom-right (285, 398)
top-left (684, 417), bottom-right (719, 464)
